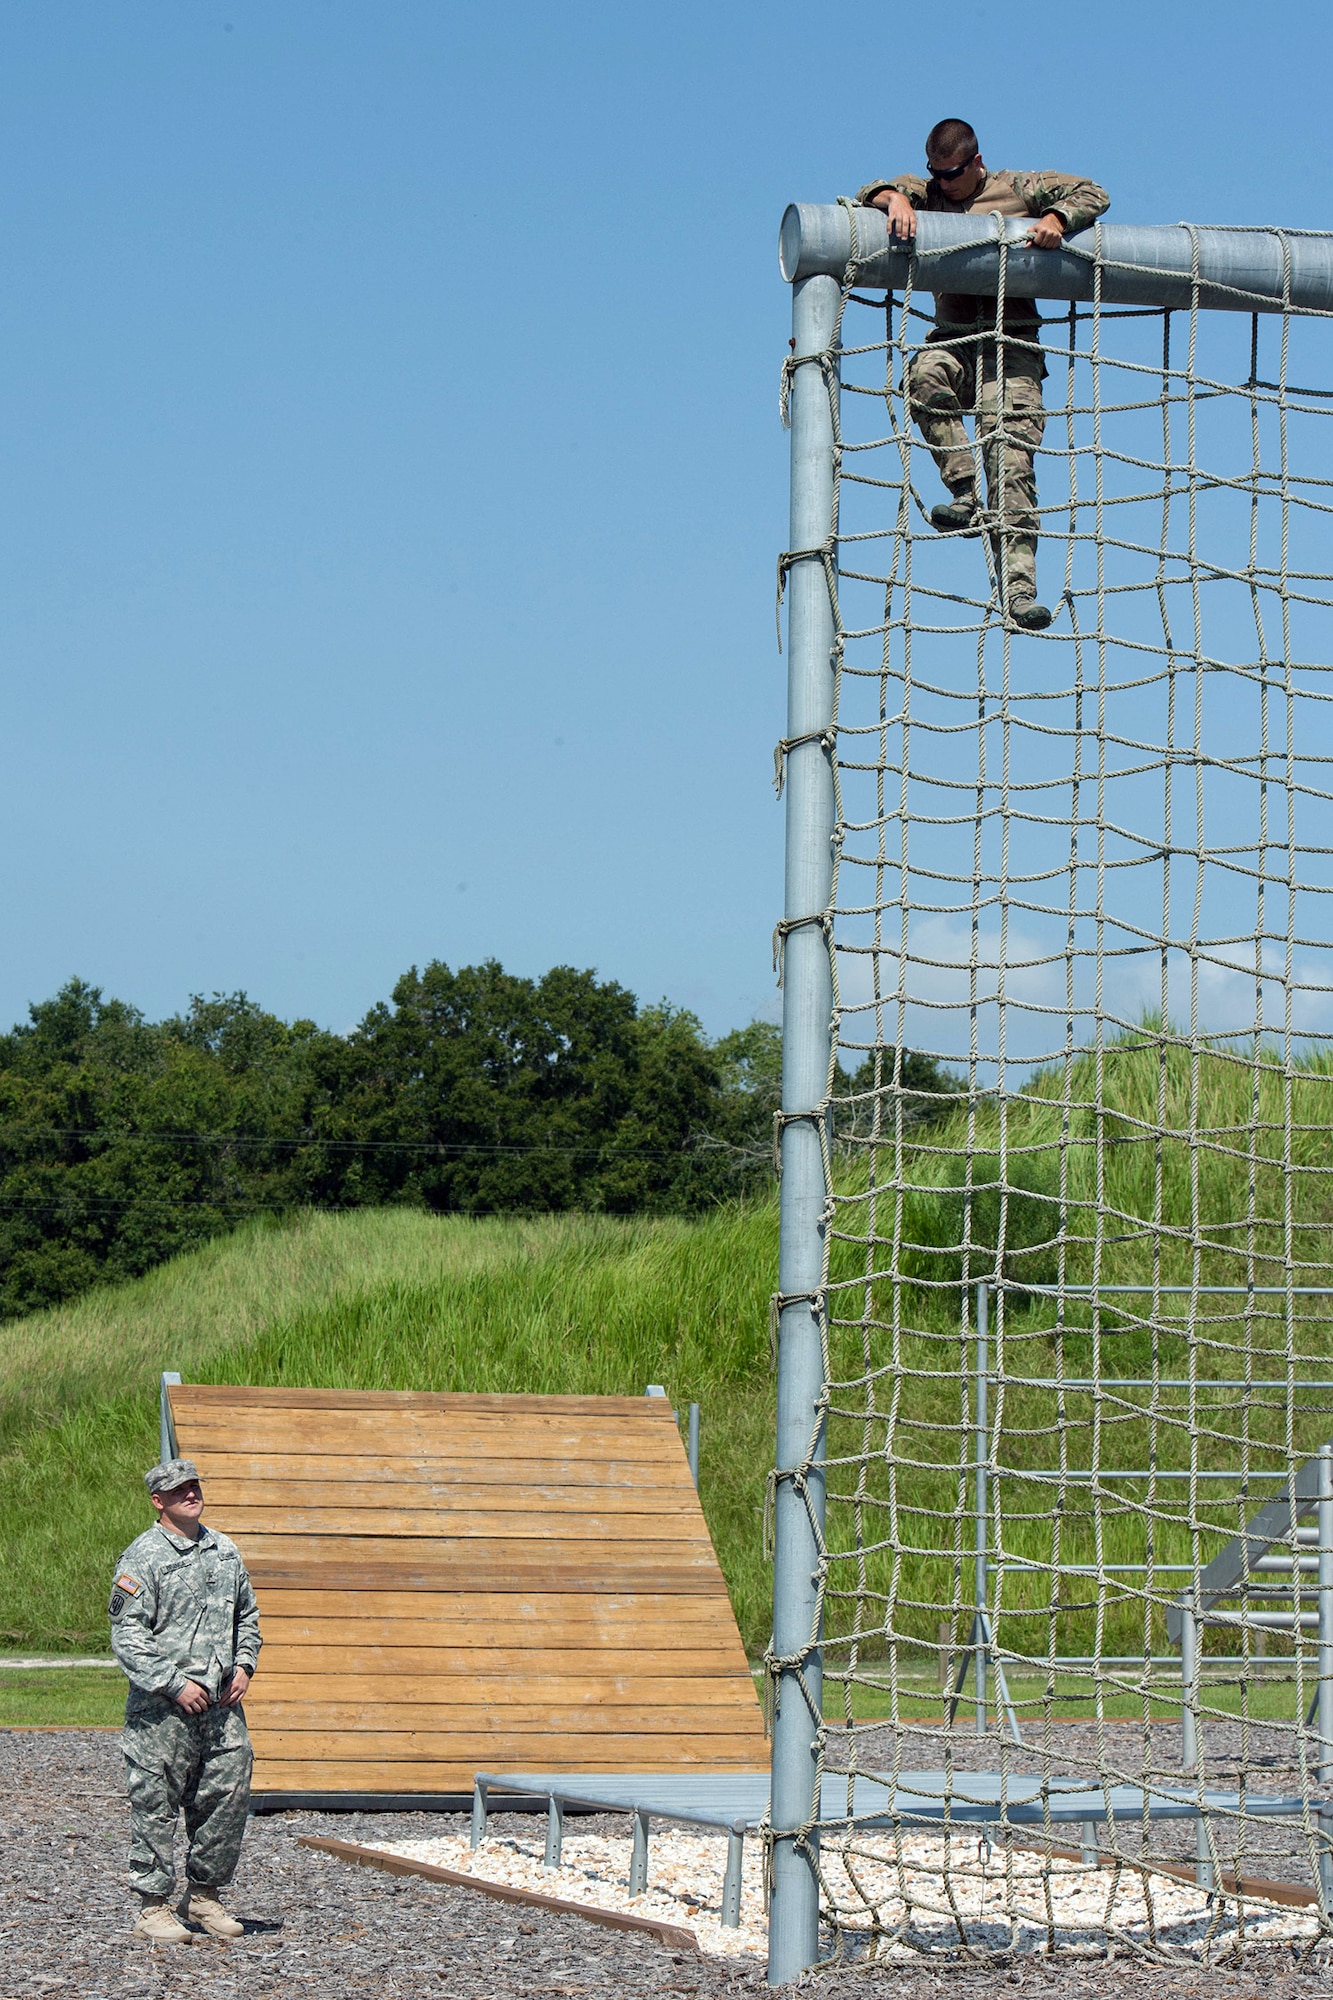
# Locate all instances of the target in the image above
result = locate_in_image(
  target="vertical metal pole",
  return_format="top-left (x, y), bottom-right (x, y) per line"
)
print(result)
top-left (1180, 1583), bottom-right (1204, 1884)
top-left (470, 1780), bottom-right (488, 1850)
top-left (1080, 1821), bottom-right (1097, 1867)
top-left (544, 1795), bottom-right (564, 1868)
top-left (1318, 1446), bottom-right (1333, 1911)
top-left (688, 1404), bottom-right (701, 1489)
top-left (769, 265), bottom-right (840, 1988)
top-left (630, 1811), bottom-right (650, 1897)
top-left (1318, 1447), bottom-right (1333, 1782)
top-left (976, 1283), bottom-right (989, 1736)
top-left (1180, 1600), bottom-right (1198, 1771)
top-left (722, 1829), bottom-right (745, 1928)
top-left (159, 1370), bottom-right (181, 1463)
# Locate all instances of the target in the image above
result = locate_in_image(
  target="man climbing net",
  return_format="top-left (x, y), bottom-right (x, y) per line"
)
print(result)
top-left (769, 172), bottom-right (1333, 1978)
top-left (858, 116), bottom-right (1109, 628)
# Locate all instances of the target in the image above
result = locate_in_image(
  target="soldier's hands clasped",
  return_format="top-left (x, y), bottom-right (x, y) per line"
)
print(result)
top-left (175, 1678), bottom-right (211, 1715)
top-left (219, 1667), bottom-right (251, 1709)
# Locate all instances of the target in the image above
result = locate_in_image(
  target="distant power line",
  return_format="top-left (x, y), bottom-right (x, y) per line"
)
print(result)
top-left (0, 1127), bottom-right (722, 1160)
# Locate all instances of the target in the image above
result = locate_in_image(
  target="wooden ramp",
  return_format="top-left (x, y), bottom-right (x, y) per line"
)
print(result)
top-left (167, 1384), bottom-right (767, 1801)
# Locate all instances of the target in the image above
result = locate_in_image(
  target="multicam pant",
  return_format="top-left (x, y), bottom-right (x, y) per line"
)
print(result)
top-left (907, 335), bottom-right (1047, 601)
top-left (122, 1693), bottom-right (253, 1897)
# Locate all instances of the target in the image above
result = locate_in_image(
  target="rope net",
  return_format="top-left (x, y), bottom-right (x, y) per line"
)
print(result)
top-left (779, 226), bottom-right (1333, 1963)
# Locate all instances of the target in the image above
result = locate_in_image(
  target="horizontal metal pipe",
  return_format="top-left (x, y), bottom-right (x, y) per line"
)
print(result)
top-left (779, 206), bottom-right (1333, 315)
top-left (1002, 1381), bottom-right (1333, 1390)
top-left (1017, 1287), bottom-right (1333, 1297)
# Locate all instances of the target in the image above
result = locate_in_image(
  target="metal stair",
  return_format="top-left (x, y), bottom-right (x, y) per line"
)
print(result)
top-left (1166, 1443), bottom-right (1333, 1892)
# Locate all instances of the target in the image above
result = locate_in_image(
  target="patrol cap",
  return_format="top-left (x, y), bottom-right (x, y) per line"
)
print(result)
top-left (144, 1456), bottom-right (202, 1495)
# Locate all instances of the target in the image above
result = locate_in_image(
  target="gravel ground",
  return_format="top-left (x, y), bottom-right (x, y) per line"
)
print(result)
top-left (4, 1730), bottom-right (1333, 2000)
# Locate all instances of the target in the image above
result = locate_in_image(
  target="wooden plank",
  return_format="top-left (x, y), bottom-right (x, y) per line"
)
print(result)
top-left (250, 1600), bottom-right (740, 1632)
top-left (246, 1699), bottom-right (763, 1728)
top-left (201, 1464), bottom-right (696, 1496)
top-left (243, 1649), bottom-right (755, 1679)
top-left (255, 1636), bottom-right (751, 1662)
top-left (300, 1836), bottom-right (700, 1950)
top-left (178, 1414), bottom-right (690, 1454)
top-left (236, 1529), bottom-right (713, 1559)
top-left (252, 1724), bottom-right (765, 1756)
top-left (175, 1401), bottom-right (684, 1439)
top-left (255, 1611), bottom-right (747, 1646)
top-left (247, 1563), bottom-right (727, 1594)
top-left (255, 1754), bottom-right (769, 1788)
top-left (173, 1385), bottom-right (676, 1418)
top-left (210, 1506), bottom-right (710, 1541)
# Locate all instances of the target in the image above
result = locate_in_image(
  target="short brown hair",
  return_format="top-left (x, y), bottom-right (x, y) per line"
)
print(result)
top-left (926, 119), bottom-right (978, 163)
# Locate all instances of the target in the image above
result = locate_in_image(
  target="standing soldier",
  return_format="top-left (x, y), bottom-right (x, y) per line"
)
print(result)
top-left (110, 1457), bottom-right (262, 1943)
top-left (858, 119), bottom-right (1109, 629)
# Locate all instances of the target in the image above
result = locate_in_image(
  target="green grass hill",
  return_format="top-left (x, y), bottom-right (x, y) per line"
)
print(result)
top-left (8, 1025), bottom-right (1333, 1685)
top-left (0, 1203), bottom-right (780, 1656)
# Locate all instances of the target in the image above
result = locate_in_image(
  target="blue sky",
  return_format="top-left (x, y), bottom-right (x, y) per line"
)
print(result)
top-left (3, 1), bottom-right (1331, 1041)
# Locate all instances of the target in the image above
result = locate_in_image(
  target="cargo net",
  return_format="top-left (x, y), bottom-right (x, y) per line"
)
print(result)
top-left (778, 225), bottom-right (1333, 1963)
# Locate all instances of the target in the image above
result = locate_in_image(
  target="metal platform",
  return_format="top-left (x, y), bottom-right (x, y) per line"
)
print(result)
top-left (472, 1768), bottom-right (1308, 1929)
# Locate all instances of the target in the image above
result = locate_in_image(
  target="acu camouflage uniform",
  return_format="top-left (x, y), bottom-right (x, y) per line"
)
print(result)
top-left (110, 1522), bottom-right (262, 1899)
top-left (857, 167), bottom-right (1110, 600)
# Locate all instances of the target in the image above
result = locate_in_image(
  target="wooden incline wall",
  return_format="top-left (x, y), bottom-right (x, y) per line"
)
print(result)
top-left (168, 1384), bottom-right (767, 1797)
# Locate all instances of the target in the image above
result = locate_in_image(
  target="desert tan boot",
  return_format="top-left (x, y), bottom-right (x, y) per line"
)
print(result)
top-left (183, 1885), bottom-right (244, 1938)
top-left (133, 1898), bottom-right (193, 1944)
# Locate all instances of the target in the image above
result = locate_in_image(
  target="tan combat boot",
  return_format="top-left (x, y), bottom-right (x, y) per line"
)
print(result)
top-left (134, 1897), bottom-right (193, 1944)
top-left (182, 1884), bottom-right (244, 1938)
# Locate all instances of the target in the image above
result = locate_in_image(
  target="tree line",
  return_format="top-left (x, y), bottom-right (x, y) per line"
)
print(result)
top-left (0, 963), bottom-right (950, 1319)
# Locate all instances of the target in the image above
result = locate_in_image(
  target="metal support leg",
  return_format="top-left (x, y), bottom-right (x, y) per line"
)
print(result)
top-left (1080, 1821), bottom-right (1097, 1867)
top-left (544, 1796), bottom-right (564, 1868)
top-left (470, 1780), bottom-right (488, 1850)
top-left (768, 264), bottom-right (839, 1989)
top-left (1319, 1805), bottom-right (1333, 1918)
top-left (1312, 1448), bottom-right (1320, 1792)
top-left (159, 1370), bottom-right (181, 1463)
top-left (975, 1285), bottom-right (989, 1738)
top-left (1180, 1601), bottom-right (1198, 1773)
top-left (722, 1829), bottom-right (744, 1928)
top-left (1195, 1813), bottom-right (1215, 1894)
top-left (630, 1811), bottom-right (650, 1898)
top-left (1179, 1594), bottom-right (1212, 1887)
top-left (1317, 1447), bottom-right (1333, 1910)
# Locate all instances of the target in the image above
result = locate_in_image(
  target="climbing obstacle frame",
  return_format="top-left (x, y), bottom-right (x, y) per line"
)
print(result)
top-left (164, 1381), bottom-right (765, 1806)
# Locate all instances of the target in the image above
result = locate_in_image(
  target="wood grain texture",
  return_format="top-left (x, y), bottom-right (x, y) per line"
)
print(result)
top-left (245, 1660), bottom-right (755, 1691)
top-left (257, 1753), bottom-right (766, 1788)
top-left (174, 1385), bottom-right (673, 1417)
top-left (246, 1697), bottom-right (761, 1727)
top-left (243, 1561), bottom-right (728, 1594)
top-left (168, 1382), bottom-right (766, 1796)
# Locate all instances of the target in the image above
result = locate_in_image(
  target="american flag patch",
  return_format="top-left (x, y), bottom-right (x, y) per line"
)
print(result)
top-left (115, 1573), bottom-right (142, 1596)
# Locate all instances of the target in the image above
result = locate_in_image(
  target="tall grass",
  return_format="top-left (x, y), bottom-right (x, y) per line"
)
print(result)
top-left (0, 1203), bottom-right (780, 1652)
top-left (818, 1032), bottom-right (1333, 1666)
top-left (7, 1025), bottom-right (1333, 1669)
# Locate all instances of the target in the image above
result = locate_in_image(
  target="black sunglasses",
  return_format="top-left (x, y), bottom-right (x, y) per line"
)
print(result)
top-left (930, 155), bottom-right (979, 184)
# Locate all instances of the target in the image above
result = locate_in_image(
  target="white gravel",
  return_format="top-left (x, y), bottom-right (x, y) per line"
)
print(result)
top-left (367, 1826), bottom-right (1329, 1963)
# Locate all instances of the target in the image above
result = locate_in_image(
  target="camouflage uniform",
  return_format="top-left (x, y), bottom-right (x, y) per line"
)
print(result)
top-left (110, 1520), bottom-right (262, 1899)
top-left (857, 168), bottom-right (1110, 601)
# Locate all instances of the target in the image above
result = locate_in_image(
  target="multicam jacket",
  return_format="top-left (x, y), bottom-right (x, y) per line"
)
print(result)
top-left (110, 1521), bottom-right (262, 1702)
top-left (855, 167), bottom-right (1110, 335)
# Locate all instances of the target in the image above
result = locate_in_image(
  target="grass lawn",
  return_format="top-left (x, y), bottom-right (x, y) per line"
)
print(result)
top-left (0, 1667), bottom-right (124, 1728)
